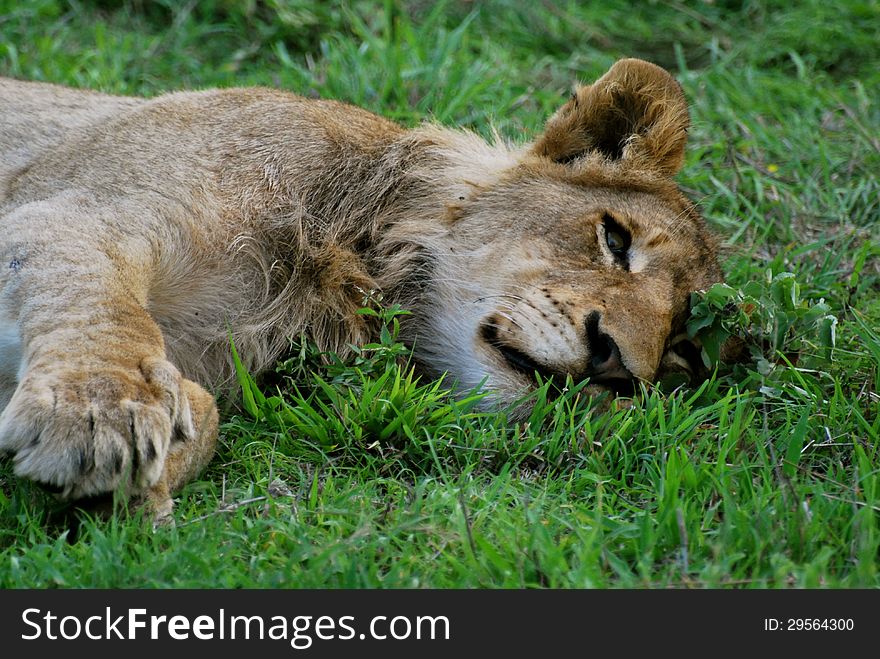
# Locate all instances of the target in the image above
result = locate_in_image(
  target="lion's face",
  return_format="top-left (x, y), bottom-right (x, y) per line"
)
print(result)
top-left (415, 171), bottom-right (720, 406)
top-left (405, 59), bottom-right (722, 408)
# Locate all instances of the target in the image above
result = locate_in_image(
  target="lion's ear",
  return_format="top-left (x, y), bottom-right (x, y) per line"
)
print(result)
top-left (530, 58), bottom-right (690, 176)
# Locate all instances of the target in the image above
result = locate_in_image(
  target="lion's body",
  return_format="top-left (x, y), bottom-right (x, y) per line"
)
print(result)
top-left (0, 60), bottom-right (722, 517)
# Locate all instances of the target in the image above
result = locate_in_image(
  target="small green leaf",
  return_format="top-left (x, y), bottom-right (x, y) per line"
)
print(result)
top-left (228, 330), bottom-right (263, 419)
top-left (687, 310), bottom-right (716, 336)
top-left (783, 413), bottom-right (809, 478)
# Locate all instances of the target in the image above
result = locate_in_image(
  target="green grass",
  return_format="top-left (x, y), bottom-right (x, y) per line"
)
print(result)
top-left (1, 0), bottom-right (878, 588)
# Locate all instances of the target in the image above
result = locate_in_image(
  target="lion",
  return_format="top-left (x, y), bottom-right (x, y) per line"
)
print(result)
top-left (0, 58), bottom-right (721, 518)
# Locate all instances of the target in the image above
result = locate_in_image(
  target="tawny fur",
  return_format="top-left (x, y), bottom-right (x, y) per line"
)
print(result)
top-left (0, 59), bottom-right (722, 515)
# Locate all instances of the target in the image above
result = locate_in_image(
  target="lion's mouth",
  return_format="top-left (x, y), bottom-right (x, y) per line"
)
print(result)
top-left (493, 342), bottom-right (554, 381)
top-left (482, 323), bottom-right (636, 397)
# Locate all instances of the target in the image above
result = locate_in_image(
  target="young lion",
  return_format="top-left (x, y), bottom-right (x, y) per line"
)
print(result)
top-left (0, 58), bottom-right (720, 517)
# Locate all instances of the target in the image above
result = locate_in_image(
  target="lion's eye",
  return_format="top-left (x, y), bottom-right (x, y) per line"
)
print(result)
top-left (606, 229), bottom-right (626, 252)
top-left (602, 214), bottom-right (631, 258)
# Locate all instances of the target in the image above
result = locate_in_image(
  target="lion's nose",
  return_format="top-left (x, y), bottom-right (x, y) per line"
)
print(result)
top-left (584, 311), bottom-right (632, 381)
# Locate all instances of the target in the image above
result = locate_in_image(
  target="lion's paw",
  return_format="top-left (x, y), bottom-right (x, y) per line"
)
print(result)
top-left (0, 357), bottom-right (196, 499)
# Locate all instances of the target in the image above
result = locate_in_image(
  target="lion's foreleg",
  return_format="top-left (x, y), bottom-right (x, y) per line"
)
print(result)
top-left (0, 202), bottom-right (219, 517)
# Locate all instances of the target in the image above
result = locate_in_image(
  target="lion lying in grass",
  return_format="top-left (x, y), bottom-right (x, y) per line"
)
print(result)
top-left (0, 58), bottom-right (720, 517)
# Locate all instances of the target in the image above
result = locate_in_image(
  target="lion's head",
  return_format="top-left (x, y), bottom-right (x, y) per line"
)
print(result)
top-left (395, 58), bottom-right (721, 409)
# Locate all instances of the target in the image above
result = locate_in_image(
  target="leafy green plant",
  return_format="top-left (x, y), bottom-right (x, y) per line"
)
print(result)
top-left (276, 300), bottom-right (412, 389)
top-left (688, 270), bottom-right (838, 375)
top-left (231, 297), bottom-right (488, 461)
